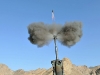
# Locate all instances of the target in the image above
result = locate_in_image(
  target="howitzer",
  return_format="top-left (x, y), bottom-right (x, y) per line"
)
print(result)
top-left (51, 35), bottom-right (64, 75)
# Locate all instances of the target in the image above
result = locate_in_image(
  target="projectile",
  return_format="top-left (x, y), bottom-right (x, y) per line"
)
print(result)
top-left (52, 10), bottom-right (54, 20)
top-left (52, 10), bottom-right (53, 12)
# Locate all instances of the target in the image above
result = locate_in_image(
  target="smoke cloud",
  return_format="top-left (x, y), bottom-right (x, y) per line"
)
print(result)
top-left (28, 22), bottom-right (82, 47)
top-left (57, 22), bottom-right (82, 47)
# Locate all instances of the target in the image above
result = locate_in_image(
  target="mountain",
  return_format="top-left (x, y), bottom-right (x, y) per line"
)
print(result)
top-left (0, 58), bottom-right (100, 75)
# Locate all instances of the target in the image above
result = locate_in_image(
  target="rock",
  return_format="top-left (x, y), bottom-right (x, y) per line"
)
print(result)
top-left (62, 58), bottom-right (72, 75)
top-left (0, 64), bottom-right (13, 75)
top-left (95, 68), bottom-right (100, 75)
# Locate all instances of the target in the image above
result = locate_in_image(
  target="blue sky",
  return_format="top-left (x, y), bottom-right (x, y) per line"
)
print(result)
top-left (0, 0), bottom-right (100, 71)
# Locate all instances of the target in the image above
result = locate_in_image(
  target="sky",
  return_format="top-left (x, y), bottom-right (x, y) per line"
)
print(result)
top-left (0, 0), bottom-right (100, 71)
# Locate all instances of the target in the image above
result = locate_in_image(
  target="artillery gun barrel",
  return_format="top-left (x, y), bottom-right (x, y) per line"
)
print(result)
top-left (54, 35), bottom-right (58, 61)
top-left (51, 35), bottom-right (63, 75)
